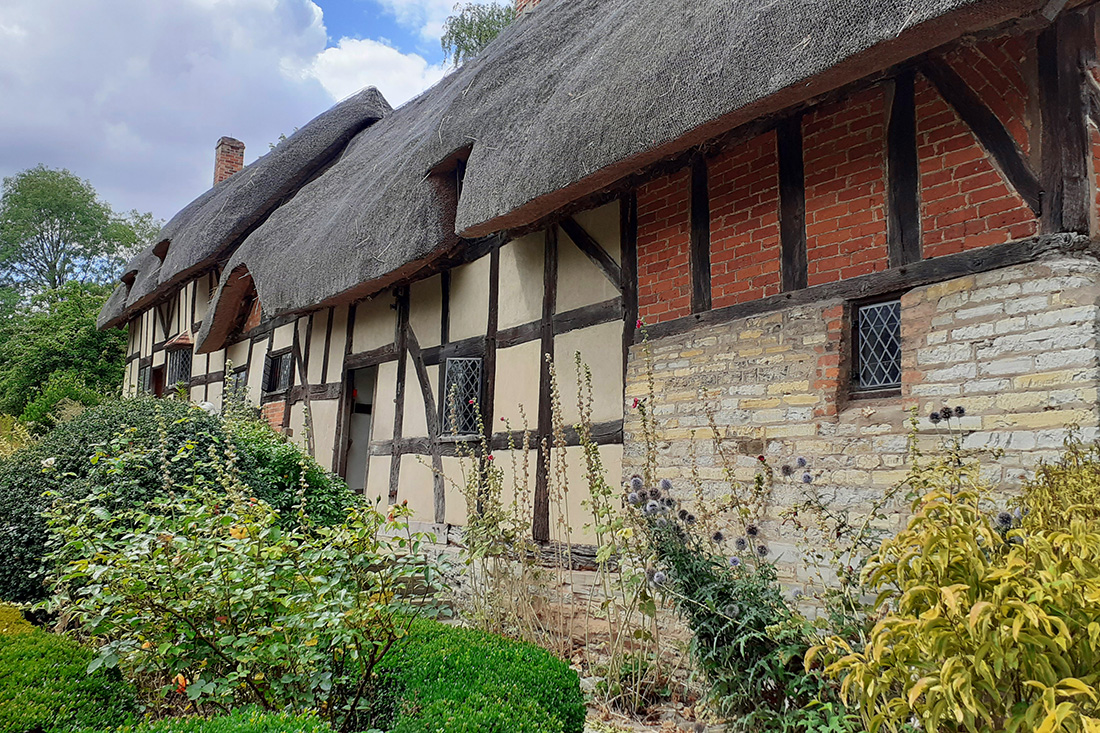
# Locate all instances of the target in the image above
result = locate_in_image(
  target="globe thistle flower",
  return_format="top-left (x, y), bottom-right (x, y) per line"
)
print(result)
top-left (685, 514), bottom-right (697, 526)
top-left (712, 531), bottom-right (724, 543)
top-left (729, 556), bottom-right (742, 568)
top-left (662, 497), bottom-right (675, 508)
top-left (734, 537), bottom-right (748, 552)
top-left (745, 524), bottom-right (759, 537)
top-left (929, 411), bottom-right (942, 424)
top-left (940, 406), bottom-right (954, 420)
top-left (659, 478), bottom-right (673, 492)
top-left (656, 517), bottom-right (668, 527)
top-left (627, 491), bottom-right (641, 505)
top-left (645, 568), bottom-right (656, 581)
top-left (630, 475), bottom-right (644, 491)
top-left (652, 570), bottom-right (667, 586)
top-left (645, 500), bottom-right (660, 515)
top-left (756, 544), bottom-right (769, 557)
top-left (678, 508), bottom-right (689, 520)
top-left (1013, 507), bottom-right (1023, 521)
top-left (996, 511), bottom-right (1013, 529)
top-left (649, 487), bottom-right (662, 500)
top-left (790, 589), bottom-right (803, 601)
top-left (780, 464), bottom-right (792, 477)
top-left (796, 456), bottom-right (807, 468)
top-left (726, 603), bottom-right (741, 618)
top-left (801, 472), bottom-right (813, 484)
top-left (954, 405), bottom-right (966, 418)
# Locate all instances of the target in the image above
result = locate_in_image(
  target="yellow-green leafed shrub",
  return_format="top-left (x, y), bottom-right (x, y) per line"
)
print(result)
top-left (817, 444), bottom-right (1100, 733)
top-left (0, 603), bottom-right (33, 634)
top-left (0, 414), bottom-right (31, 458)
top-left (1017, 438), bottom-right (1100, 532)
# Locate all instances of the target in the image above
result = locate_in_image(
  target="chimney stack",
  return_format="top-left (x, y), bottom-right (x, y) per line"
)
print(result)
top-left (214, 136), bottom-right (245, 185)
top-left (515, 0), bottom-right (541, 15)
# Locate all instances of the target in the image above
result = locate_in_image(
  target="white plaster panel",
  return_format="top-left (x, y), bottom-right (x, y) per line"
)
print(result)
top-left (352, 295), bottom-right (396, 354)
top-left (448, 257), bottom-right (490, 341)
top-left (554, 320), bottom-right (625, 426)
top-left (497, 234), bottom-right (544, 330)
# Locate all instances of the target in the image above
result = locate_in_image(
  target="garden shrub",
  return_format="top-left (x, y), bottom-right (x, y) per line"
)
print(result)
top-left (381, 619), bottom-right (585, 733)
top-left (0, 397), bottom-right (355, 603)
top-left (819, 438), bottom-right (1100, 733)
top-left (627, 473), bottom-right (851, 732)
top-left (46, 448), bottom-right (446, 733)
top-left (0, 602), bottom-right (34, 634)
top-left (0, 626), bottom-right (137, 733)
top-left (76, 707), bottom-right (332, 733)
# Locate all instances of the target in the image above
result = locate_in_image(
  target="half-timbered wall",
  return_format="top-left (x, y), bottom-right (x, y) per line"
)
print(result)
top-left (624, 11), bottom-right (1099, 587)
top-left (114, 8), bottom-right (1098, 554)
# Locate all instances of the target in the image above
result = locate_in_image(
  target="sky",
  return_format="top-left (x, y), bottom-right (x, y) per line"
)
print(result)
top-left (0, 0), bottom-right (479, 224)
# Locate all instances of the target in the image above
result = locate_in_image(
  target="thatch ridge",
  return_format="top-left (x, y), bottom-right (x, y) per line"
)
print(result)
top-left (97, 87), bottom-right (391, 330)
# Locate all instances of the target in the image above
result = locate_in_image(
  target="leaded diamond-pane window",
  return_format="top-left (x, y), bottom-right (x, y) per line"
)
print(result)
top-left (443, 357), bottom-right (482, 436)
top-left (166, 348), bottom-right (192, 389)
top-left (855, 300), bottom-right (902, 390)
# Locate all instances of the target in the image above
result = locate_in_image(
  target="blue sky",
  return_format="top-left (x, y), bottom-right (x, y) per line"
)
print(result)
top-left (0, 0), bottom-right (483, 222)
top-left (320, 0), bottom-right (446, 64)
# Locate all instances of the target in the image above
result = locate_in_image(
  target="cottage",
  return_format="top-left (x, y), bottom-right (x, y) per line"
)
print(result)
top-left (99, 0), bottom-right (1100, 556)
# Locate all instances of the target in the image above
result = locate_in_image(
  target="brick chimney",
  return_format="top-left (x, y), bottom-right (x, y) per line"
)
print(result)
top-left (515, 0), bottom-right (541, 16)
top-left (213, 137), bottom-right (245, 185)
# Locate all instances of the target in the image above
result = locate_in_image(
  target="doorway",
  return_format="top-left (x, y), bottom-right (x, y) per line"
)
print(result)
top-left (343, 366), bottom-right (377, 494)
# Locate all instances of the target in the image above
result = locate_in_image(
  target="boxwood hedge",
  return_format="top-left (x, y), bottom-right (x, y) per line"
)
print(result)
top-left (78, 708), bottom-right (332, 733)
top-left (0, 625), bottom-right (137, 733)
top-left (382, 620), bottom-right (586, 733)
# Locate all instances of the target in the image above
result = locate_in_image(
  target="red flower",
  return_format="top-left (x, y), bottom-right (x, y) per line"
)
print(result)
top-left (487, 455), bottom-right (495, 461)
top-left (468, 398), bottom-right (475, 405)
top-left (757, 455), bottom-right (766, 462)
top-left (636, 319), bottom-right (643, 329)
top-left (215, 615), bottom-right (227, 624)
top-left (632, 397), bottom-right (640, 409)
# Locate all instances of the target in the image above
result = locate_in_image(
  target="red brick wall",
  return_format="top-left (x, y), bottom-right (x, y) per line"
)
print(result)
top-left (944, 36), bottom-right (1033, 156)
top-left (637, 169), bottom-right (691, 324)
top-left (803, 86), bottom-right (889, 286)
top-left (261, 401), bottom-right (285, 431)
top-left (708, 131), bottom-right (782, 307)
top-left (915, 70), bottom-right (1038, 258)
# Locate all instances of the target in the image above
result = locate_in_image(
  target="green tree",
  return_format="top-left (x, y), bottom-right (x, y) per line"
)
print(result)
top-left (0, 281), bottom-right (125, 427)
top-left (440, 2), bottom-right (514, 66)
top-left (0, 165), bottom-right (159, 294)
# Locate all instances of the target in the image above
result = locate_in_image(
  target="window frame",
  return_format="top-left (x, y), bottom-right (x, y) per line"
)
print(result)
top-left (262, 349), bottom-right (294, 397)
top-left (165, 347), bottom-right (193, 391)
top-left (442, 356), bottom-right (483, 438)
top-left (850, 296), bottom-right (903, 399)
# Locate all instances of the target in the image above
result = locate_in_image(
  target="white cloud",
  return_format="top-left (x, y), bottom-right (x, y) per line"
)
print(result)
top-left (0, 0), bottom-right (449, 223)
top-left (305, 37), bottom-right (446, 106)
top-left (373, 0), bottom-right (499, 43)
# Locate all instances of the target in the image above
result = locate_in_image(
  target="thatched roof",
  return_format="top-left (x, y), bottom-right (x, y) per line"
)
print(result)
top-left (105, 0), bottom-right (1046, 345)
top-left (97, 87), bottom-right (391, 329)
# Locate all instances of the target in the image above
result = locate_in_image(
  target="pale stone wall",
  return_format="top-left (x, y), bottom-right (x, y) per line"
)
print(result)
top-left (623, 253), bottom-right (1100, 587)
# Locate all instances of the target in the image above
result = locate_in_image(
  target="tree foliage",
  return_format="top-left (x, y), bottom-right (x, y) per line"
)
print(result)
top-left (441, 2), bottom-right (515, 66)
top-left (0, 165), bottom-right (159, 294)
top-left (0, 281), bottom-right (125, 425)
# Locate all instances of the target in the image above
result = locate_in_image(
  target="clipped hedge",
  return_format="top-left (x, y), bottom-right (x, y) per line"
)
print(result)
top-left (77, 708), bottom-right (331, 733)
top-left (0, 626), bottom-right (137, 733)
top-left (382, 620), bottom-right (585, 733)
top-left (0, 603), bottom-right (34, 634)
top-left (0, 398), bottom-right (356, 603)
